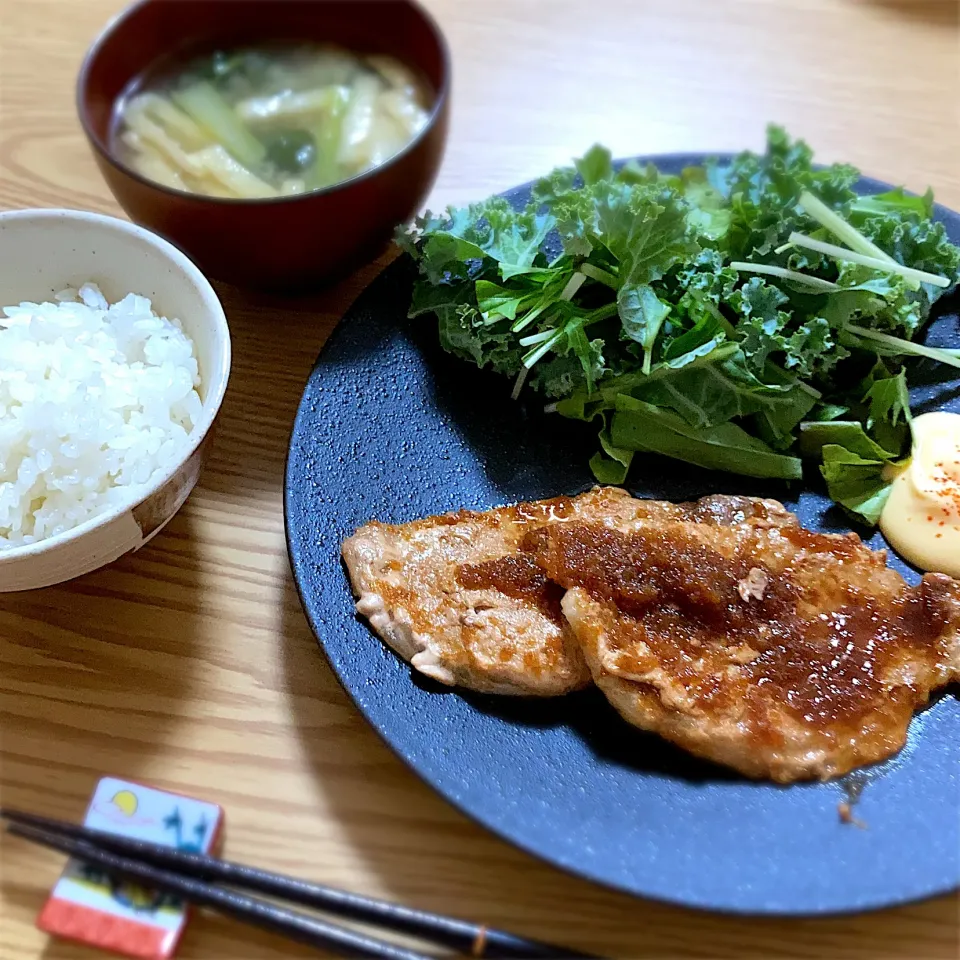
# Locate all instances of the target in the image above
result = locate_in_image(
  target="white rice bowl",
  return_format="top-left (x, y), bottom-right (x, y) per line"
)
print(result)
top-left (0, 282), bottom-right (203, 549)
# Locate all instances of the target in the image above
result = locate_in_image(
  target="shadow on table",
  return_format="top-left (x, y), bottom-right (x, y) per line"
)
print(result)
top-left (0, 514), bottom-right (206, 807)
top-left (276, 572), bottom-right (953, 960)
top-left (196, 256), bottom-right (391, 503)
top-left (0, 514), bottom-right (211, 955)
top-left (864, 0), bottom-right (958, 24)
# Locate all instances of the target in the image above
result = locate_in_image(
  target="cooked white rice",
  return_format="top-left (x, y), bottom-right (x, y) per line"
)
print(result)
top-left (0, 282), bottom-right (202, 549)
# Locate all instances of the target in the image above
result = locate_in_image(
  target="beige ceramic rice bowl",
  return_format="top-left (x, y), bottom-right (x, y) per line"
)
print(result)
top-left (0, 209), bottom-right (230, 591)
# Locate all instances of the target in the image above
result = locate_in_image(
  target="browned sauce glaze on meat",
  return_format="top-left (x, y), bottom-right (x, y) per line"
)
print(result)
top-left (525, 517), bottom-right (960, 781)
top-left (345, 489), bottom-right (959, 778)
top-left (341, 487), bottom-right (644, 696)
top-left (532, 522), bottom-right (942, 722)
top-left (457, 555), bottom-right (565, 623)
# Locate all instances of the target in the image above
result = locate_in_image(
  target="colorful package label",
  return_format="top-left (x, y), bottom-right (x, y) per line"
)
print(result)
top-left (37, 777), bottom-right (223, 959)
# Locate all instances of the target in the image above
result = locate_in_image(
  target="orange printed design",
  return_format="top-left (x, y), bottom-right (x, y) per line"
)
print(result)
top-left (37, 777), bottom-right (223, 960)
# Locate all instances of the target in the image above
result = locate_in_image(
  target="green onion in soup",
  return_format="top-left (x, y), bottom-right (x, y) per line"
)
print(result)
top-left (115, 43), bottom-right (431, 199)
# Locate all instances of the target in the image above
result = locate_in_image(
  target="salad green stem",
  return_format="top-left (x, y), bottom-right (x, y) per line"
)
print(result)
top-left (521, 302), bottom-right (619, 370)
top-left (560, 271), bottom-right (587, 301)
top-left (798, 190), bottom-right (894, 264)
top-left (519, 328), bottom-right (559, 346)
top-left (522, 330), bottom-right (565, 368)
top-left (580, 263), bottom-right (619, 289)
top-left (795, 380), bottom-right (822, 399)
top-left (509, 367), bottom-right (529, 401)
top-left (845, 323), bottom-right (960, 369)
top-left (518, 274), bottom-right (608, 369)
top-left (730, 262), bottom-right (840, 292)
top-left (511, 302), bottom-right (549, 333)
top-left (787, 232), bottom-right (950, 288)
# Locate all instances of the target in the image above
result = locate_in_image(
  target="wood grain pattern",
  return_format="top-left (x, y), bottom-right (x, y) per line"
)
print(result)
top-left (1, 0), bottom-right (959, 956)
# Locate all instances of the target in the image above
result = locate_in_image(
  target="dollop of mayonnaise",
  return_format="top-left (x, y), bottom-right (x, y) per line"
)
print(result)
top-left (880, 411), bottom-right (960, 577)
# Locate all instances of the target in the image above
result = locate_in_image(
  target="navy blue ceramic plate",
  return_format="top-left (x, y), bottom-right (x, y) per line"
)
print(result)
top-left (286, 155), bottom-right (960, 915)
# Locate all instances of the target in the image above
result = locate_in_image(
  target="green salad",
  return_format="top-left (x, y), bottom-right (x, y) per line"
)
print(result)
top-left (398, 127), bottom-right (960, 524)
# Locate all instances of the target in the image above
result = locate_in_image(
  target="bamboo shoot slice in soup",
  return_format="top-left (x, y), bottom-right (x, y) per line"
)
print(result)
top-left (113, 43), bottom-right (432, 199)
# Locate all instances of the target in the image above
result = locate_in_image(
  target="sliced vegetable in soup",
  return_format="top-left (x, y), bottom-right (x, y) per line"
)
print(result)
top-left (114, 43), bottom-right (432, 199)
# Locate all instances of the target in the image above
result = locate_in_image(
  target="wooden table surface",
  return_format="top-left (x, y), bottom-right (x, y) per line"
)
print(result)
top-left (2, 0), bottom-right (959, 957)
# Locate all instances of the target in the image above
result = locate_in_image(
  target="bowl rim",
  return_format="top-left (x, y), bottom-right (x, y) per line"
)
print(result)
top-left (75, 0), bottom-right (452, 207)
top-left (0, 207), bottom-right (232, 564)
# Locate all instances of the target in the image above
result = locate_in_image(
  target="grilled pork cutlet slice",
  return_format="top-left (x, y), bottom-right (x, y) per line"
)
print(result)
top-left (525, 502), bottom-right (960, 782)
top-left (342, 487), bottom-right (647, 695)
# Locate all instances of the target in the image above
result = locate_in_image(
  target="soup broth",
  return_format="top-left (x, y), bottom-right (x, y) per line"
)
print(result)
top-left (114, 43), bottom-right (432, 199)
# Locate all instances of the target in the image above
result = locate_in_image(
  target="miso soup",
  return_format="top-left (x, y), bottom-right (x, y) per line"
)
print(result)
top-left (114, 43), bottom-right (432, 199)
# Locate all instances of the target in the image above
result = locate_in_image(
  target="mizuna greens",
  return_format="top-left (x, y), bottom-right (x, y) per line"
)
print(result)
top-left (398, 127), bottom-right (960, 524)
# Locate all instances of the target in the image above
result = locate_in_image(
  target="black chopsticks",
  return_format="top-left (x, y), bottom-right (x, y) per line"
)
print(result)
top-left (3, 809), bottom-right (598, 959)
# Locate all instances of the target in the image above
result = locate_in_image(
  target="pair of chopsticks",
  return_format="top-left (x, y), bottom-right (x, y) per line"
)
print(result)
top-left (3, 809), bottom-right (597, 959)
